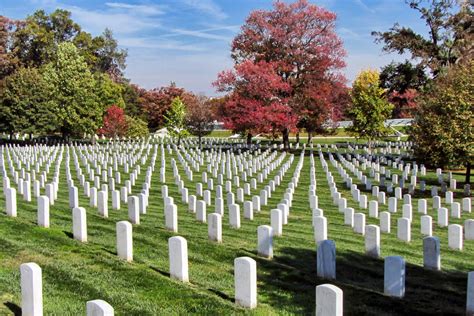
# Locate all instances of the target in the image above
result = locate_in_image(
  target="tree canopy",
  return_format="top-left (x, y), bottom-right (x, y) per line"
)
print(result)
top-left (42, 42), bottom-right (102, 138)
top-left (6, 9), bottom-right (127, 78)
top-left (410, 61), bottom-right (474, 183)
top-left (164, 97), bottom-right (189, 145)
top-left (185, 95), bottom-right (215, 147)
top-left (98, 105), bottom-right (128, 138)
top-left (0, 9), bottom-right (158, 140)
top-left (372, 0), bottom-right (473, 76)
top-left (215, 0), bottom-right (347, 148)
top-left (347, 69), bottom-right (394, 146)
top-left (0, 67), bottom-right (56, 136)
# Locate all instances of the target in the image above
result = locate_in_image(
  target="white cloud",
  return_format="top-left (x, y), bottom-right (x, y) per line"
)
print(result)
top-left (164, 28), bottom-right (232, 42)
top-left (181, 0), bottom-right (228, 20)
top-left (105, 2), bottom-right (166, 16)
top-left (118, 37), bottom-right (207, 52)
top-left (64, 4), bottom-right (161, 35)
top-left (338, 27), bottom-right (360, 39)
top-left (353, 0), bottom-right (375, 13)
top-left (29, 0), bottom-right (58, 5)
top-left (199, 24), bottom-right (241, 33)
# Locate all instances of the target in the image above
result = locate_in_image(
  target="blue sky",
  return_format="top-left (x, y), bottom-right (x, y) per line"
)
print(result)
top-left (1, 0), bottom-right (428, 95)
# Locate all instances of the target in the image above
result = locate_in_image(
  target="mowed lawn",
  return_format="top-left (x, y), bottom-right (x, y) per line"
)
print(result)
top-left (0, 141), bottom-right (472, 315)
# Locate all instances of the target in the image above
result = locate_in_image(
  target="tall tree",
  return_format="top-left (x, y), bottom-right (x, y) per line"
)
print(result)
top-left (93, 28), bottom-right (127, 80)
top-left (0, 67), bottom-right (56, 137)
top-left (94, 72), bottom-right (126, 108)
top-left (296, 80), bottom-right (350, 143)
top-left (372, 0), bottom-right (473, 76)
top-left (347, 69), bottom-right (394, 149)
top-left (10, 10), bottom-right (127, 77)
top-left (141, 83), bottom-right (195, 131)
top-left (410, 61), bottom-right (473, 184)
top-left (0, 16), bottom-right (20, 82)
top-left (380, 60), bottom-right (428, 94)
top-left (380, 60), bottom-right (429, 117)
top-left (387, 89), bottom-right (419, 118)
top-left (121, 82), bottom-right (144, 119)
top-left (216, 0), bottom-right (346, 149)
top-left (11, 9), bottom-right (81, 68)
top-left (214, 60), bottom-right (295, 145)
top-left (164, 97), bottom-right (188, 146)
top-left (185, 95), bottom-right (215, 148)
top-left (42, 42), bottom-right (102, 139)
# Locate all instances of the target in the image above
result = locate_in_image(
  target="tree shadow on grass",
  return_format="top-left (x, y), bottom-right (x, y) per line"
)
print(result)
top-left (255, 247), bottom-right (467, 315)
top-left (4, 302), bottom-right (21, 316)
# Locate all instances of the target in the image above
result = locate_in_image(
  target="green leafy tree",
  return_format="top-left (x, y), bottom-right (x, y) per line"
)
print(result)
top-left (380, 60), bottom-right (429, 118)
top-left (93, 28), bottom-right (127, 80)
top-left (372, 0), bottom-right (473, 76)
top-left (125, 115), bottom-right (149, 138)
top-left (410, 61), bottom-right (474, 184)
top-left (380, 60), bottom-right (429, 94)
top-left (10, 10), bottom-right (127, 78)
top-left (0, 67), bottom-right (57, 137)
top-left (12, 9), bottom-right (81, 68)
top-left (95, 72), bottom-right (125, 108)
top-left (347, 69), bottom-right (394, 149)
top-left (164, 96), bottom-right (188, 145)
top-left (42, 42), bottom-right (102, 139)
top-left (120, 82), bottom-right (147, 119)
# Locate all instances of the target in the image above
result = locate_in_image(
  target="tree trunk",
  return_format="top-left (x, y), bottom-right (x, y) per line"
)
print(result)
top-left (466, 162), bottom-right (472, 185)
top-left (282, 128), bottom-right (290, 151)
top-left (198, 134), bottom-right (202, 149)
top-left (308, 131), bottom-right (312, 144)
top-left (62, 129), bottom-right (68, 142)
top-left (295, 131), bottom-right (300, 144)
top-left (247, 133), bottom-right (252, 148)
top-left (177, 135), bottom-right (181, 146)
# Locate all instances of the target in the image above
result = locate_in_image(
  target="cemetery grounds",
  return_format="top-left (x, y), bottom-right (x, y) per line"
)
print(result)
top-left (0, 137), bottom-right (472, 315)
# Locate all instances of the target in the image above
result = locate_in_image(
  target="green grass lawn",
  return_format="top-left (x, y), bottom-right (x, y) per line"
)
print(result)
top-left (201, 128), bottom-right (409, 144)
top-left (208, 130), bottom-right (234, 138)
top-left (0, 141), bottom-right (472, 315)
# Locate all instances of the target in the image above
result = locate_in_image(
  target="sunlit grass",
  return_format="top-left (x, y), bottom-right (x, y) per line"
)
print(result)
top-left (0, 142), bottom-right (471, 314)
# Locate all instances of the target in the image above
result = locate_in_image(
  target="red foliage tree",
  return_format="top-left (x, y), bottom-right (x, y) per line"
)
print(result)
top-left (98, 105), bottom-right (127, 138)
top-left (139, 83), bottom-right (196, 131)
top-left (389, 88), bottom-right (418, 118)
top-left (215, 0), bottom-right (347, 148)
top-left (185, 95), bottom-right (216, 147)
top-left (214, 60), bottom-right (297, 144)
top-left (0, 15), bottom-right (21, 81)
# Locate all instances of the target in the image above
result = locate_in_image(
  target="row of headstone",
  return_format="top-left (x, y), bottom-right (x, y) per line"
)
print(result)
top-left (322, 148), bottom-right (473, 252)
